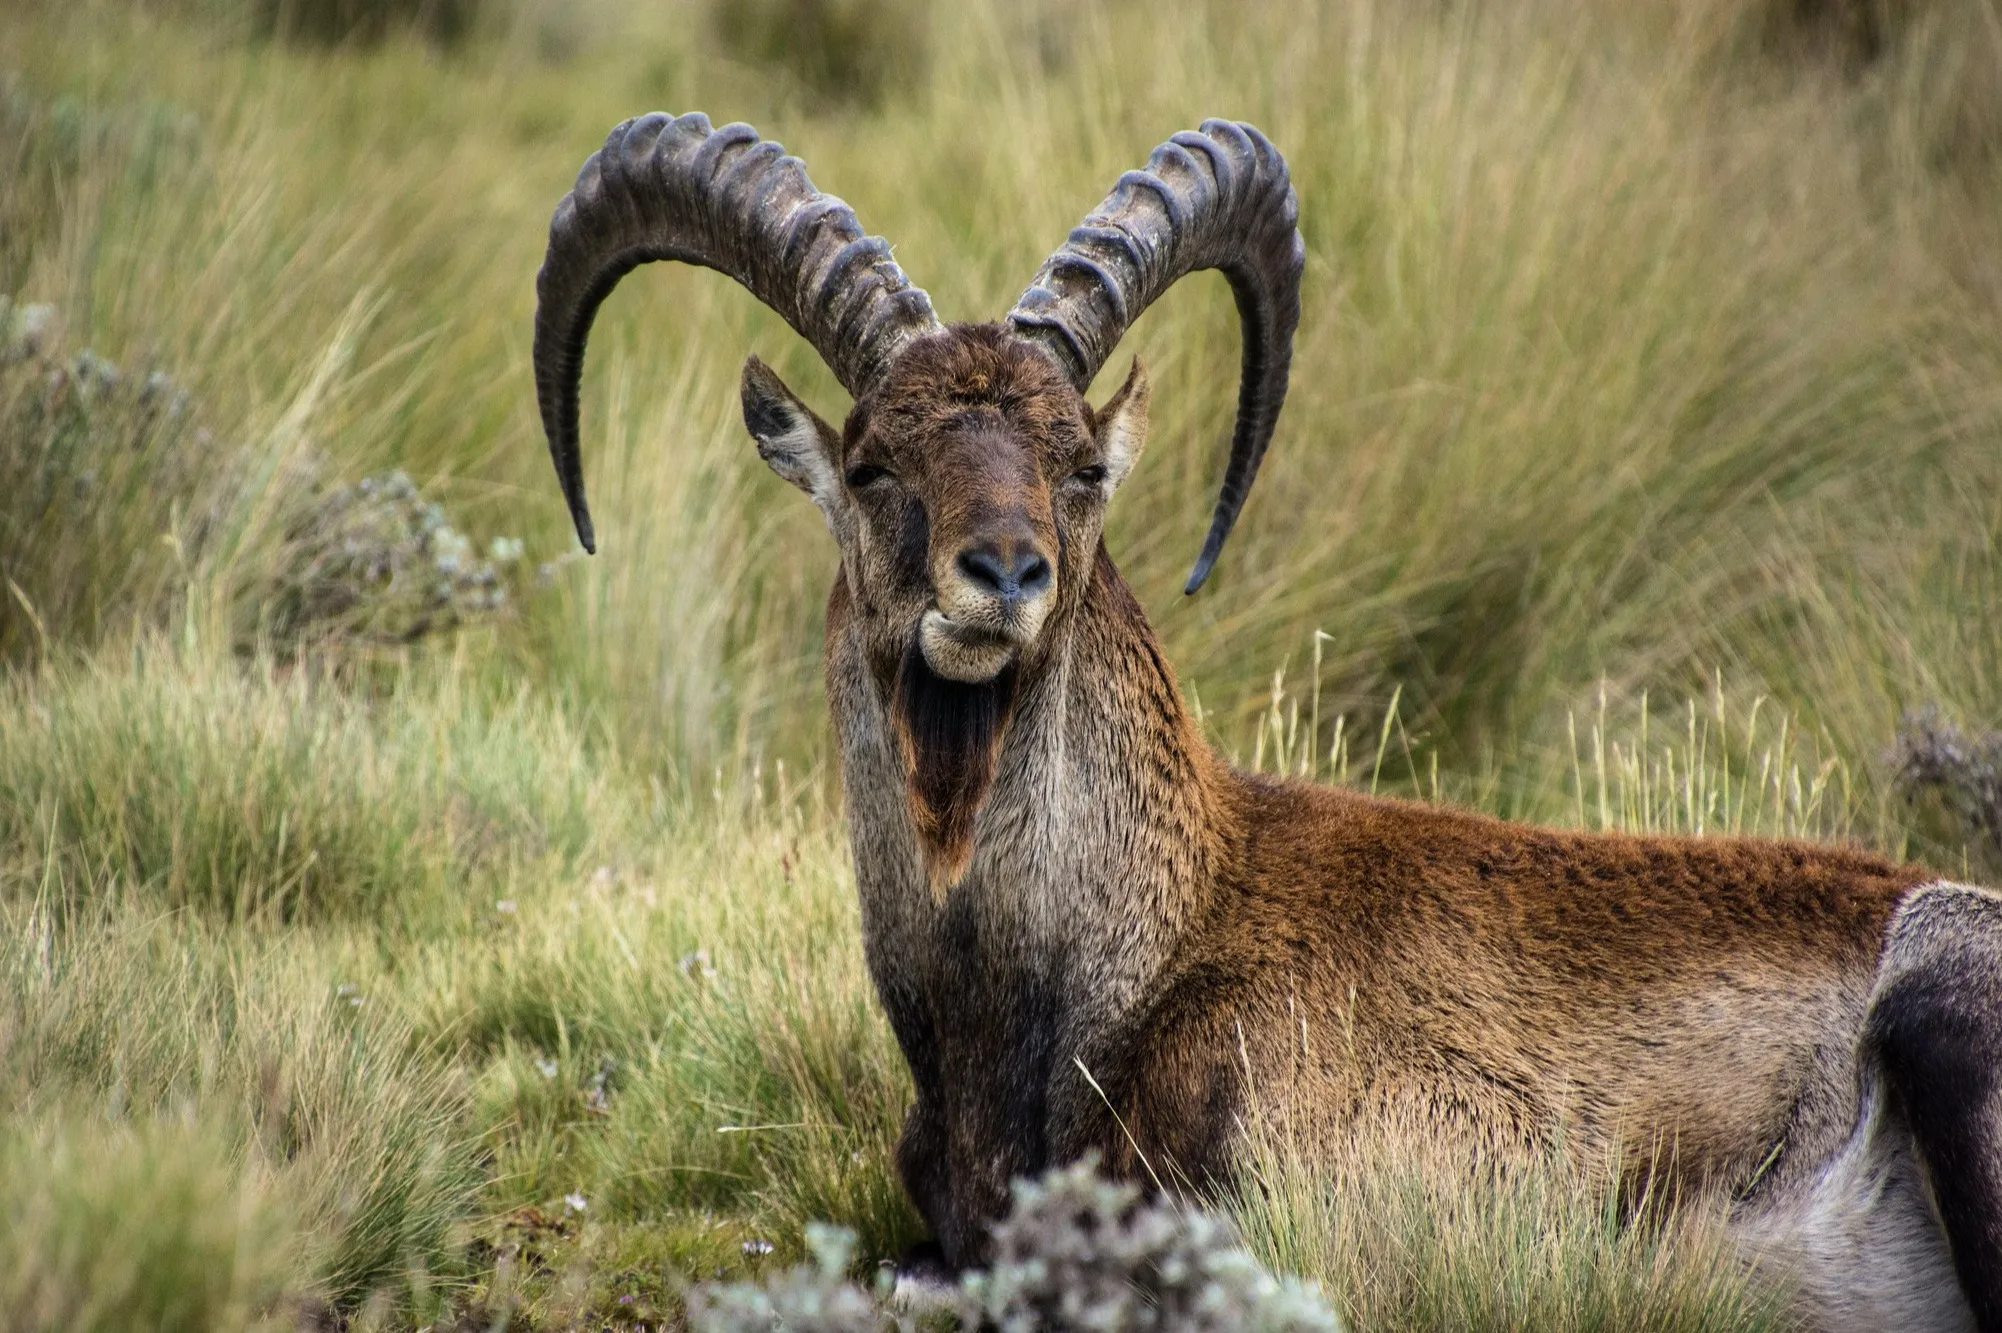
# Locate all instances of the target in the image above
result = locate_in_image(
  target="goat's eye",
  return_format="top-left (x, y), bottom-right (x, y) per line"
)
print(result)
top-left (845, 463), bottom-right (890, 489)
top-left (1070, 463), bottom-right (1109, 487)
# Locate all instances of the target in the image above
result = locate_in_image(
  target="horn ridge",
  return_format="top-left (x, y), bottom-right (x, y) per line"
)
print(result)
top-left (533, 113), bottom-right (942, 551)
top-left (1008, 119), bottom-right (1303, 593)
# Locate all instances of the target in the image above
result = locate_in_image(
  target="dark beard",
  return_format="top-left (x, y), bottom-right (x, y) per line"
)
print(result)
top-left (892, 636), bottom-right (1018, 892)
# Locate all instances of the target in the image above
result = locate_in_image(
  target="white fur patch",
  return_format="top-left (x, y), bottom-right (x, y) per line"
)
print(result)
top-left (1734, 878), bottom-right (2002, 1332)
top-left (1736, 1073), bottom-right (1974, 1332)
top-left (752, 407), bottom-right (840, 510)
top-left (1097, 360), bottom-right (1150, 492)
top-left (919, 609), bottom-right (1018, 683)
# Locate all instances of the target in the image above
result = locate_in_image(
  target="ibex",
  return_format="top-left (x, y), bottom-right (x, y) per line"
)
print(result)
top-left (533, 112), bottom-right (2002, 1331)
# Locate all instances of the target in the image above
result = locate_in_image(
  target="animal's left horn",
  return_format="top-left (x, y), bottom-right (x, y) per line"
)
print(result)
top-left (533, 112), bottom-right (942, 553)
top-left (1007, 120), bottom-right (1303, 593)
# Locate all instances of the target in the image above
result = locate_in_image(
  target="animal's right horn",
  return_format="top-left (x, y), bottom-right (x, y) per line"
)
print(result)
top-left (533, 112), bottom-right (942, 552)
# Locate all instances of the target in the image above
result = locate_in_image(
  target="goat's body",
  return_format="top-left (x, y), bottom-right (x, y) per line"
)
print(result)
top-left (535, 111), bottom-right (2002, 1331)
top-left (832, 552), bottom-right (1996, 1327)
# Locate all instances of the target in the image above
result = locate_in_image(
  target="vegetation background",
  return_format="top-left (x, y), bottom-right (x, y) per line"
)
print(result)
top-left (1, 0), bottom-right (2000, 1326)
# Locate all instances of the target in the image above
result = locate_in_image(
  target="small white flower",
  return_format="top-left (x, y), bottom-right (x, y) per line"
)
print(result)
top-left (564, 1192), bottom-right (588, 1213)
top-left (742, 1238), bottom-right (774, 1257)
top-left (536, 1057), bottom-right (559, 1079)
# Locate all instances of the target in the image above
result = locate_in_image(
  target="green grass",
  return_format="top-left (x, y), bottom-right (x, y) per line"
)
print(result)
top-left (0, 642), bottom-right (1855, 1329)
top-left (1232, 1121), bottom-right (1797, 1333)
top-left (3, 0), bottom-right (2001, 1324)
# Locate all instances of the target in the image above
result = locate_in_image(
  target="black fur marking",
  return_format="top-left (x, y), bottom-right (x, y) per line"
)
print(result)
top-left (894, 490), bottom-right (931, 583)
top-left (936, 909), bottom-right (1061, 1176)
top-left (893, 639), bottom-right (1016, 875)
top-left (1867, 961), bottom-right (2002, 1331)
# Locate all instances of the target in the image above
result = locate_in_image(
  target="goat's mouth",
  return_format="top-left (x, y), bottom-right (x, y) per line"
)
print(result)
top-left (918, 609), bottom-right (1022, 683)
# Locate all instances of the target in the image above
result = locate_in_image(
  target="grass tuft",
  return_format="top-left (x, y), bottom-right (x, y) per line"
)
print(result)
top-left (0, 1116), bottom-right (293, 1333)
top-left (1232, 1121), bottom-right (1795, 1333)
top-left (0, 642), bottom-right (611, 920)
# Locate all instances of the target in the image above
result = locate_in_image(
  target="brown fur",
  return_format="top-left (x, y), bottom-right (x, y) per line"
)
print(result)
top-left (738, 322), bottom-right (1993, 1326)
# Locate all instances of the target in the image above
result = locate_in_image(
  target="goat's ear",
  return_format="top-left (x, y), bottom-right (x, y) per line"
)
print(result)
top-left (1092, 357), bottom-right (1151, 491)
top-left (742, 356), bottom-right (841, 507)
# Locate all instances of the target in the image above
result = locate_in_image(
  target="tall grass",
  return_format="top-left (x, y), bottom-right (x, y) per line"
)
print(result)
top-left (0, 642), bottom-right (929, 1325)
top-left (0, 1116), bottom-right (293, 1332)
top-left (3, 0), bottom-right (2001, 1323)
top-left (0, 883), bottom-right (484, 1322)
top-left (5, 0), bottom-right (1999, 787)
top-left (0, 639), bottom-right (613, 920)
top-left (1, 636), bottom-right (1858, 1328)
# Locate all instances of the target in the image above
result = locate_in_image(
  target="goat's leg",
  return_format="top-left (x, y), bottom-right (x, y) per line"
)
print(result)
top-left (1865, 882), bottom-right (2002, 1332)
top-left (893, 1096), bottom-right (961, 1266)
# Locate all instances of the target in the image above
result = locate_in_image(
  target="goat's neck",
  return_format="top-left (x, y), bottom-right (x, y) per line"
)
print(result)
top-left (829, 549), bottom-right (1231, 1053)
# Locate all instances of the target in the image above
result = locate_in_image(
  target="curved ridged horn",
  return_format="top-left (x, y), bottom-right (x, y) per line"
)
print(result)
top-left (534, 112), bottom-right (942, 552)
top-left (1008, 120), bottom-right (1304, 593)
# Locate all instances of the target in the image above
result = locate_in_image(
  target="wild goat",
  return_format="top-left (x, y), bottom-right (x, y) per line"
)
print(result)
top-left (533, 113), bottom-right (2002, 1331)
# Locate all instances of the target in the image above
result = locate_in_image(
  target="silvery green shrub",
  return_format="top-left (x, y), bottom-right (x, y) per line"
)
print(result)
top-left (0, 314), bottom-right (219, 660)
top-left (261, 467), bottom-right (526, 654)
top-left (959, 1158), bottom-right (1340, 1333)
top-left (0, 306), bottom-right (529, 661)
top-left (1892, 707), bottom-right (2002, 868)
top-left (686, 1158), bottom-right (1341, 1333)
top-left (687, 1223), bottom-right (905, 1333)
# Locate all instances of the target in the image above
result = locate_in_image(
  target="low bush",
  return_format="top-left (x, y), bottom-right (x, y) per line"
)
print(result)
top-left (686, 1159), bottom-right (1342, 1333)
top-left (257, 468), bottom-right (527, 655)
top-left (0, 316), bottom-right (529, 665)
top-left (0, 309), bottom-right (218, 662)
top-left (1891, 707), bottom-right (2002, 874)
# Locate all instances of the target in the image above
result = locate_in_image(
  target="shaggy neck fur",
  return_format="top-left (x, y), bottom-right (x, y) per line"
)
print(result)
top-left (892, 639), bottom-right (1019, 892)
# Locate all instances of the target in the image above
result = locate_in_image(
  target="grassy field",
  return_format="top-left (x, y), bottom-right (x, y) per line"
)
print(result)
top-left (3, 0), bottom-right (2001, 1326)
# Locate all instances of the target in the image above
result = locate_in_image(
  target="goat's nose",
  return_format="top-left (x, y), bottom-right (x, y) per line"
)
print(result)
top-left (956, 544), bottom-right (1052, 601)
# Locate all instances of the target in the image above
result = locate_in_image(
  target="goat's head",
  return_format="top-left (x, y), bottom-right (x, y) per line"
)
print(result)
top-left (532, 113), bottom-right (1301, 869)
top-left (738, 324), bottom-right (1144, 687)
